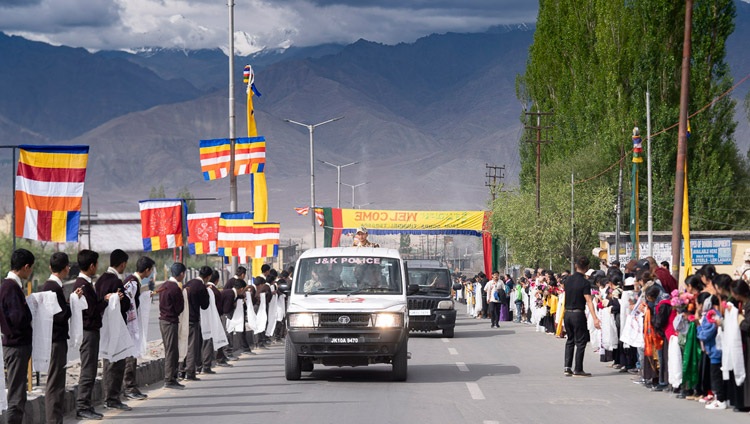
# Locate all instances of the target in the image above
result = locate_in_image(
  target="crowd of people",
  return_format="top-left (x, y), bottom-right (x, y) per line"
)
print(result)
top-left (455, 255), bottom-right (750, 413)
top-left (1, 248), bottom-right (290, 423)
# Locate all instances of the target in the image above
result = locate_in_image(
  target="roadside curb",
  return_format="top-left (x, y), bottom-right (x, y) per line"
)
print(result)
top-left (0, 357), bottom-right (165, 424)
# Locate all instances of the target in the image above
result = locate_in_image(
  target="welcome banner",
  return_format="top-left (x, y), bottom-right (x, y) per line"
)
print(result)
top-left (320, 208), bottom-right (486, 247)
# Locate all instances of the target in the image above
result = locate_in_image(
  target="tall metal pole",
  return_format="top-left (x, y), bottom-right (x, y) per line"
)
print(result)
top-left (571, 172), bottom-right (575, 274)
top-left (228, 0), bottom-right (238, 272)
top-left (671, 0), bottom-right (693, 280)
top-left (343, 182), bottom-right (368, 208)
top-left (320, 160), bottom-right (358, 208)
top-left (309, 127), bottom-right (316, 247)
top-left (616, 144), bottom-right (623, 264)
top-left (536, 112), bottom-right (541, 216)
top-left (86, 192), bottom-right (91, 250)
top-left (646, 89), bottom-right (653, 257)
top-left (285, 117), bottom-right (344, 248)
top-left (11, 146), bottom-right (16, 251)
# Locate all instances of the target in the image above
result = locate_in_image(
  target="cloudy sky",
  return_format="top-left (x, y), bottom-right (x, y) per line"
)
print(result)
top-left (0, 0), bottom-right (538, 52)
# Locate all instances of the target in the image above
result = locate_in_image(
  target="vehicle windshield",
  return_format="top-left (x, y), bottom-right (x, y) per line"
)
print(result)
top-left (407, 268), bottom-right (452, 296)
top-left (295, 256), bottom-right (403, 295)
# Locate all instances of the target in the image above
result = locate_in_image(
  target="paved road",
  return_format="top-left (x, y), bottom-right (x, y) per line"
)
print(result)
top-left (64, 315), bottom-right (747, 424)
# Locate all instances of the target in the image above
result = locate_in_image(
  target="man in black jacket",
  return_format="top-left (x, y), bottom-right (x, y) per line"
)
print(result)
top-left (179, 266), bottom-right (211, 380)
top-left (73, 250), bottom-right (107, 420)
top-left (0, 249), bottom-right (34, 424)
top-left (160, 263), bottom-right (186, 389)
top-left (96, 249), bottom-right (131, 411)
top-left (41, 252), bottom-right (82, 424)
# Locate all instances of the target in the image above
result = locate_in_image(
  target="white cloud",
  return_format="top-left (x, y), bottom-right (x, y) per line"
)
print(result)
top-left (0, 0), bottom-right (538, 51)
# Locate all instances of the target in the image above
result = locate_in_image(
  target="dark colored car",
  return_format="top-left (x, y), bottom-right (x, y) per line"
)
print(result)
top-left (406, 260), bottom-right (458, 338)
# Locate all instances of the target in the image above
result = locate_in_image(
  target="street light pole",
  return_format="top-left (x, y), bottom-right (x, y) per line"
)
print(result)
top-left (320, 160), bottom-right (359, 208)
top-left (342, 182), bottom-right (369, 208)
top-left (227, 0), bottom-right (238, 273)
top-left (285, 116), bottom-right (344, 248)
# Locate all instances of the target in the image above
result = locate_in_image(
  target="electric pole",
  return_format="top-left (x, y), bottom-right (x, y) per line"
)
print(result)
top-left (485, 163), bottom-right (505, 201)
top-left (524, 110), bottom-right (553, 216)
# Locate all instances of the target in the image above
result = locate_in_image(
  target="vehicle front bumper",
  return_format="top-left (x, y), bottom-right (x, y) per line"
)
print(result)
top-left (408, 308), bottom-right (457, 332)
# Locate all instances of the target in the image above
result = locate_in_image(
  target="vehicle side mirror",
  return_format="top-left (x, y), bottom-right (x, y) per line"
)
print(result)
top-left (278, 283), bottom-right (290, 295)
top-left (407, 284), bottom-right (420, 295)
top-left (452, 282), bottom-right (463, 291)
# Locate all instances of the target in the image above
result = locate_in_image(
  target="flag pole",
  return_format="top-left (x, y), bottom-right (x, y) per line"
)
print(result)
top-left (646, 90), bottom-right (653, 257)
top-left (1, 145), bottom-right (18, 250)
top-left (227, 0), bottom-right (238, 274)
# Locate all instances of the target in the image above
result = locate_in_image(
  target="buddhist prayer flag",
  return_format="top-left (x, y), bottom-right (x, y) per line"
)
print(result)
top-left (235, 137), bottom-right (266, 175)
top-left (188, 212), bottom-right (221, 255)
top-left (139, 199), bottom-right (185, 251)
top-left (217, 212), bottom-right (279, 258)
top-left (295, 206), bottom-right (310, 216)
top-left (682, 121), bottom-right (693, 276)
top-left (246, 64), bottom-right (269, 277)
top-left (15, 145), bottom-right (89, 243)
top-left (199, 138), bottom-right (231, 180)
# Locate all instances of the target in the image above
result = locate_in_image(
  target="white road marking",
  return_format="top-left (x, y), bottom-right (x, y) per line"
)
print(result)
top-left (466, 382), bottom-right (485, 400)
top-left (456, 362), bottom-right (469, 372)
top-left (448, 347), bottom-right (458, 355)
top-left (441, 338), bottom-right (450, 343)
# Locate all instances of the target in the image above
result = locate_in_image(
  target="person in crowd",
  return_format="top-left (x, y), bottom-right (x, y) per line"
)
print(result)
top-left (1, 249), bottom-right (35, 424)
top-left (179, 266), bottom-right (211, 381)
top-left (563, 256), bottom-right (601, 377)
top-left (697, 294), bottom-right (726, 410)
top-left (160, 262), bottom-right (186, 390)
top-left (352, 226), bottom-right (380, 247)
top-left (122, 256), bottom-right (155, 401)
top-left (486, 271), bottom-right (501, 328)
top-left (730, 279), bottom-right (750, 412)
top-left (200, 270), bottom-right (223, 372)
top-left (73, 249), bottom-right (108, 420)
top-left (96, 249), bottom-right (132, 412)
top-left (42, 253), bottom-right (82, 424)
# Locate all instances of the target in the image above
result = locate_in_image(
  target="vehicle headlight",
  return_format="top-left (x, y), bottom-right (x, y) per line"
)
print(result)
top-left (373, 313), bottom-right (403, 328)
top-left (288, 313), bottom-right (318, 328)
top-left (437, 300), bottom-right (454, 310)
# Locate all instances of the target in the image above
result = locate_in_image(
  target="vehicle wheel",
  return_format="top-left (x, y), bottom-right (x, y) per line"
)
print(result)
top-left (391, 341), bottom-right (408, 382)
top-left (285, 338), bottom-right (301, 381)
top-left (301, 359), bottom-right (314, 372)
top-left (442, 327), bottom-right (455, 338)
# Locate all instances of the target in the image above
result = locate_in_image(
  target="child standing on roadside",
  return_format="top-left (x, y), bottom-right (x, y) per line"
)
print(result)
top-left (697, 295), bottom-right (726, 410)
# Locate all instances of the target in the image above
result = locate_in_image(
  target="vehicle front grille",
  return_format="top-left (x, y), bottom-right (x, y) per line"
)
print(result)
top-left (318, 313), bottom-right (372, 328)
top-left (408, 298), bottom-right (441, 311)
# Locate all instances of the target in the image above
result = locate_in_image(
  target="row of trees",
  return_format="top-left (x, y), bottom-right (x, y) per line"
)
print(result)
top-left (494, 0), bottom-right (749, 271)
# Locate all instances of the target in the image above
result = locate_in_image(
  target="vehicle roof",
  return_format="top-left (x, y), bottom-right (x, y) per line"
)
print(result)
top-left (406, 259), bottom-right (446, 269)
top-left (298, 247), bottom-right (402, 260)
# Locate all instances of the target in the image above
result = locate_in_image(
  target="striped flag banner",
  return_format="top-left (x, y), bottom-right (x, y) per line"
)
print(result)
top-left (315, 208), bottom-right (325, 226)
top-left (217, 212), bottom-right (280, 258)
top-left (15, 145), bottom-right (89, 243)
top-left (187, 212), bottom-right (220, 255)
top-left (139, 199), bottom-right (184, 251)
top-left (199, 138), bottom-right (230, 181)
top-left (295, 206), bottom-right (310, 216)
top-left (235, 136), bottom-right (266, 175)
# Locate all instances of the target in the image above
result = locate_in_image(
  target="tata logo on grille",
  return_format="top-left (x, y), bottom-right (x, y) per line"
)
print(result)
top-left (338, 316), bottom-right (351, 324)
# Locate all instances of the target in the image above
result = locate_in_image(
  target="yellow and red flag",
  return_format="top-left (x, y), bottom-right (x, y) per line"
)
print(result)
top-left (15, 145), bottom-right (89, 243)
top-left (217, 212), bottom-right (279, 258)
top-left (188, 212), bottom-right (221, 255)
top-left (139, 199), bottom-right (184, 251)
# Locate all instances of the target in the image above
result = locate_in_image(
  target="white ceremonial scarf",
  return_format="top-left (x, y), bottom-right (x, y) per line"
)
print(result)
top-left (266, 294), bottom-right (278, 335)
top-left (668, 335), bottom-right (683, 388)
top-left (0, 343), bottom-right (5, 410)
top-left (69, 291), bottom-right (89, 349)
top-left (276, 294), bottom-right (286, 322)
top-left (99, 295), bottom-right (135, 362)
top-left (245, 292), bottom-right (257, 332)
top-left (27, 292), bottom-right (62, 373)
top-left (177, 288), bottom-right (190, 359)
top-left (225, 295), bottom-right (245, 333)
top-left (5, 271), bottom-right (22, 289)
top-left (123, 275), bottom-right (141, 356)
top-left (200, 288), bottom-right (228, 350)
top-left (255, 293), bottom-right (268, 333)
top-left (722, 302), bottom-right (746, 385)
top-left (135, 290), bottom-right (152, 358)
